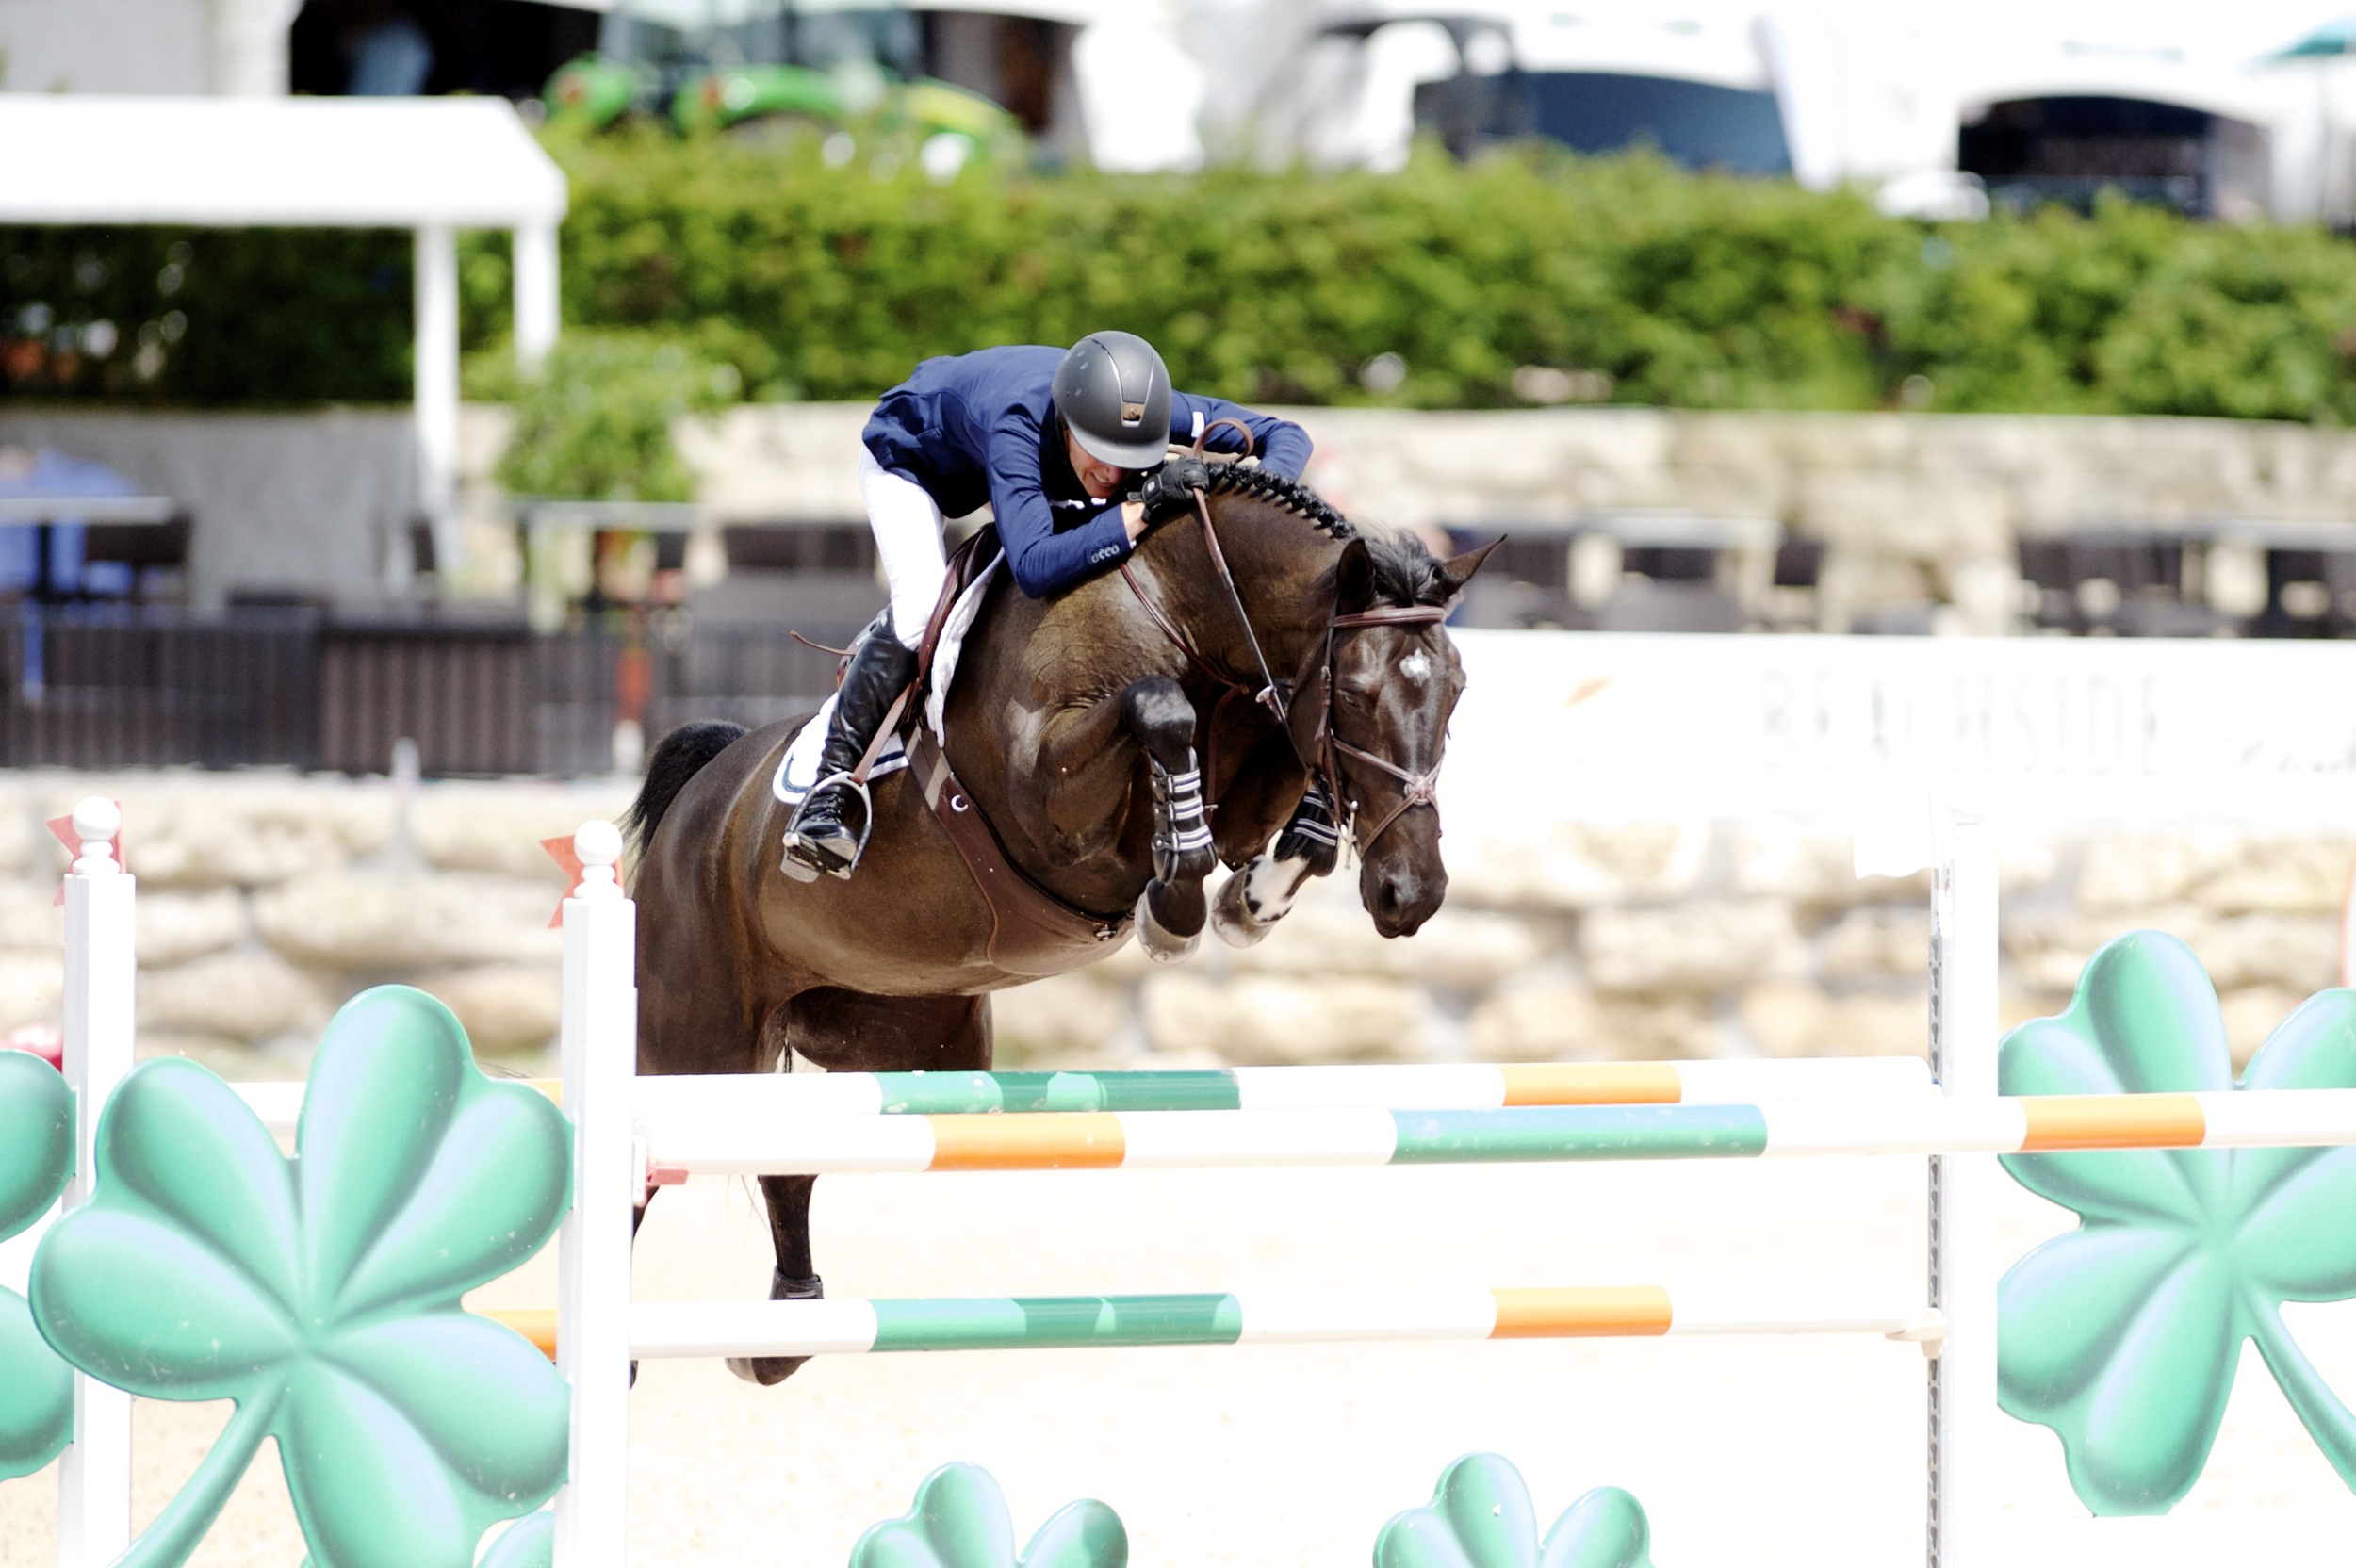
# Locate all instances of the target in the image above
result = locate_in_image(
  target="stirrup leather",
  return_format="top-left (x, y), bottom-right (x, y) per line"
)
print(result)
top-left (780, 770), bottom-right (877, 882)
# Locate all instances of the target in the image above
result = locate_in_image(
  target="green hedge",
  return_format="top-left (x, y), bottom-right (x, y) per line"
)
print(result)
top-left (474, 329), bottom-right (740, 501)
top-left (10, 129), bottom-right (2356, 420)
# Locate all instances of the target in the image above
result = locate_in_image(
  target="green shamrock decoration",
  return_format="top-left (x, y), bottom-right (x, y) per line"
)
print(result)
top-left (29, 986), bottom-right (573, 1568)
top-left (478, 1510), bottom-right (555, 1568)
top-left (849, 1462), bottom-right (1127, 1568)
top-left (1998, 928), bottom-right (2356, 1516)
top-left (0, 1047), bottom-right (75, 1478)
top-left (1373, 1452), bottom-right (1654, 1568)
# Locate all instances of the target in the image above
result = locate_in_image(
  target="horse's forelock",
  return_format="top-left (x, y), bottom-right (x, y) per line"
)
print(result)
top-left (1361, 530), bottom-right (1451, 608)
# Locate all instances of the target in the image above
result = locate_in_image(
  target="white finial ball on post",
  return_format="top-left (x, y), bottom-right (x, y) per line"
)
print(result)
top-left (72, 796), bottom-right (122, 876)
top-left (574, 819), bottom-right (623, 901)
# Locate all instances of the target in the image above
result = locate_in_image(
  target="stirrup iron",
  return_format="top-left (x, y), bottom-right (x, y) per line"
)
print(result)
top-left (780, 770), bottom-right (877, 882)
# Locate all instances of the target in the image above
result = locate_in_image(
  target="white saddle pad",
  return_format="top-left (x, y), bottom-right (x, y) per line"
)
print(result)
top-left (770, 692), bottom-right (908, 805)
top-left (770, 553), bottom-right (1004, 806)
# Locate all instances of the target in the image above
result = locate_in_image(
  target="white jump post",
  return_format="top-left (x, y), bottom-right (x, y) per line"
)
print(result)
top-left (1928, 797), bottom-right (2001, 1568)
top-left (56, 798), bottom-right (134, 1568)
top-left (555, 821), bottom-right (636, 1568)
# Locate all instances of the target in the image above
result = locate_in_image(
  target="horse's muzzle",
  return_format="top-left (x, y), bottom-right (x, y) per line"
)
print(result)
top-left (1361, 858), bottom-right (1444, 939)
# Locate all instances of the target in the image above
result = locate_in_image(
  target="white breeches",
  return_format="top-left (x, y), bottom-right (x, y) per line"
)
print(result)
top-left (859, 447), bottom-right (948, 649)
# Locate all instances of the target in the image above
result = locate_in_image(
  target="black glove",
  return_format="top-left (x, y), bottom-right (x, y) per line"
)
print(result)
top-left (1137, 456), bottom-right (1211, 523)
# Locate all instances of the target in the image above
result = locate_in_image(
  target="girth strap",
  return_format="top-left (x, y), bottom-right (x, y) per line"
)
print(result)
top-left (908, 727), bottom-right (1131, 976)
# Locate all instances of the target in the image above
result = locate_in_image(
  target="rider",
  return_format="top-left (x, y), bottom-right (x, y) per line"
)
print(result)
top-left (782, 331), bottom-right (1316, 880)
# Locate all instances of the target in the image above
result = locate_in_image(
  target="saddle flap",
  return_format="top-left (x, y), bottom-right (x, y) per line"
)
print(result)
top-left (909, 525), bottom-right (1003, 716)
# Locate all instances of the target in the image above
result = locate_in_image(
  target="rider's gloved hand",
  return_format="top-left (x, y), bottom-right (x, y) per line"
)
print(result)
top-left (1137, 455), bottom-right (1212, 524)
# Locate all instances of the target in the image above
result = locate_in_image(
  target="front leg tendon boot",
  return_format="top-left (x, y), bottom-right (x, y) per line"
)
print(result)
top-left (1273, 776), bottom-right (1344, 877)
top-left (782, 626), bottom-right (918, 881)
top-left (1150, 750), bottom-right (1217, 886)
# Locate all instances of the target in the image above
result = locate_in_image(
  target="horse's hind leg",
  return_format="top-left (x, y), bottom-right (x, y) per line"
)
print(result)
top-left (721, 1173), bottom-right (823, 1389)
top-left (1121, 675), bottom-right (1217, 961)
top-left (727, 988), bottom-right (992, 1387)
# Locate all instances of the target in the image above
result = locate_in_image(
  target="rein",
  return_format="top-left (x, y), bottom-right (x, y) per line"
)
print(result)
top-left (1117, 416), bottom-right (1291, 724)
top-left (1190, 487), bottom-right (1290, 725)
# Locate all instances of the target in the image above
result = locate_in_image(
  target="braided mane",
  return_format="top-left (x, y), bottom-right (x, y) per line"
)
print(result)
top-left (1201, 462), bottom-right (1448, 607)
top-left (1204, 463), bottom-right (1355, 539)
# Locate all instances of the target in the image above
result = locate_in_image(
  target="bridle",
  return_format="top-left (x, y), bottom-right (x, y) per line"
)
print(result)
top-left (1116, 424), bottom-right (1452, 854)
top-left (1317, 603), bottom-right (1451, 852)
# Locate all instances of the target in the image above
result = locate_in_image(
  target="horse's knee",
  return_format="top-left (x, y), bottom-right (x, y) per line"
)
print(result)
top-left (1119, 676), bottom-right (1197, 770)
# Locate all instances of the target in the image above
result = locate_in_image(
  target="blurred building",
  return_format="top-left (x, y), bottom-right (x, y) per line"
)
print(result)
top-left (0, 0), bottom-right (1204, 171)
top-left (1271, 0), bottom-right (2356, 222)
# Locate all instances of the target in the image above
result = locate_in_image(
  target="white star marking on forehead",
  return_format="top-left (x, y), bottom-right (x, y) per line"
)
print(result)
top-left (1399, 650), bottom-right (1432, 681)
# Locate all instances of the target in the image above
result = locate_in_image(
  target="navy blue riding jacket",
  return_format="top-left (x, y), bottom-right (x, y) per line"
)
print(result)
top-left (861, 345), bottom-right (1315, 599)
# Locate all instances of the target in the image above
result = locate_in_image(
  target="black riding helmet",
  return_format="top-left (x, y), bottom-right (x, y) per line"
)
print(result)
top-left (1053, 331), bottom-right (1172, 472)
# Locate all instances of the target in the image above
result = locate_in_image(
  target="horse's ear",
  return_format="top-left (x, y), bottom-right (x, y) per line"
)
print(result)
top-left (1335, 537), bottom-right (1374, 612)
top-left (1435, 537), bottom-right (1502, 600)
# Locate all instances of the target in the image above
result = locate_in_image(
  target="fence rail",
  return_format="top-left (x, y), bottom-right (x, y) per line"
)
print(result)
top-left (644, 615), bottom-right (863, 742)
top-left (0, 608), bottom-right (850, 777)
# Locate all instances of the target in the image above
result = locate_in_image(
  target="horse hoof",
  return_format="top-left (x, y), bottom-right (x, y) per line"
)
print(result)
top-left (726, 1354), bottom-right (810, 1386)
top-left (1136, 888), bottom-right (1201, 964)
top-left (1210, 874), bottom-right (1270, 949)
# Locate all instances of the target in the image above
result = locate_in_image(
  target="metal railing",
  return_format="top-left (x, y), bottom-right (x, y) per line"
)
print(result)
top-left (0, 606), bottom-right (862, 777)
top-left (644, 615), bottom-right (865, 741)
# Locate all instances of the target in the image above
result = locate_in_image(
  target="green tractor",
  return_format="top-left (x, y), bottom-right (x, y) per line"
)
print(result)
top-left (543, 2), bottom-right (1024, 155)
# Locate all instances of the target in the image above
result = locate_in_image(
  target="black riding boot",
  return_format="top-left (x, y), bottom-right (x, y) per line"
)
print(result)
top-left (782, 625), bottom-right (918, 881)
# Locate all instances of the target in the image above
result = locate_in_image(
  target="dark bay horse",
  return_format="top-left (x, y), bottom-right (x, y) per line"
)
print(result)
top-left (624, 466), bottom-right (1491, 1382)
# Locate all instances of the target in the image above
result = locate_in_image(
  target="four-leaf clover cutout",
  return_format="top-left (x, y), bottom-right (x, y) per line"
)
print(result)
top-left (1374, 1452), bottom-right (1655, 1568)
top-left (0, 1046), bottom-right (74, 1479)
top-left (29, 986), bottom-right (574, 1568)
top-left (27, 915), bottom-right (2352, 1547)
top-left (1998, 929), bottom-right (2356, 1515)
top-left (850, 1462), bottom-right (1128, 1568)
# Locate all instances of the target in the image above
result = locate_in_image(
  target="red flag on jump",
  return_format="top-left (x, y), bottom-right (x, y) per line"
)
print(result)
top-left (542, 834), bottom-right (585, 928)
top-left (48, 806), bottom-right (123, 906)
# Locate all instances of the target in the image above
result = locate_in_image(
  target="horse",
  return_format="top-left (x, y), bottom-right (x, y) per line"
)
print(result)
top-left (622, 465), bottom-right (1493, 1383)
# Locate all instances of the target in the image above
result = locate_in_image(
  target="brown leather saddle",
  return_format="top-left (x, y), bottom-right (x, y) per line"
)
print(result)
top-left (891, 526), bottom-right (1136, 977)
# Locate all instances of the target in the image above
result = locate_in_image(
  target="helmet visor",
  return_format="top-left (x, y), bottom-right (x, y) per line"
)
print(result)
top-left (1067, 419), bottom-right (1170, 473)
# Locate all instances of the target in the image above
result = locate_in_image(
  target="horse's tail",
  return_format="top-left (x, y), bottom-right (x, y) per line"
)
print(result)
top-left (623, 721), bottom-right (748, 860)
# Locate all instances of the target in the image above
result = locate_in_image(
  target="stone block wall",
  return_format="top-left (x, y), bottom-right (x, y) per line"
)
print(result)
top-left (0, 775), bottom-right (2337, 1077)
top-left (980, 815), bottom-right (2351, 1072)
top-left (0, 774), bottom-right (633, 1077)
top-left (454, 403), bottom-right (2356, 634)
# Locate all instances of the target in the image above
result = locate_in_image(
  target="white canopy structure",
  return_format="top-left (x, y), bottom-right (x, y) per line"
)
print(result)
top-left (0, 94), bottom-right (567, 555)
